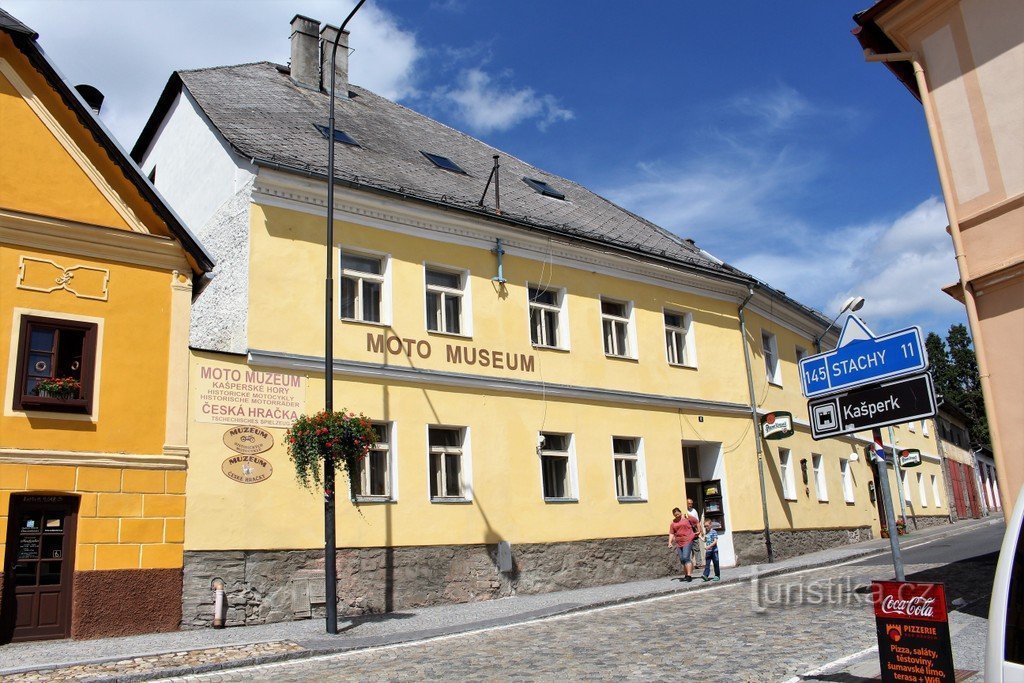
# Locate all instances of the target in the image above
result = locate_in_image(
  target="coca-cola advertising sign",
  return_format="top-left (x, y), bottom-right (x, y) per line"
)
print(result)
top-left (872, 581), bottom-right (954, 683)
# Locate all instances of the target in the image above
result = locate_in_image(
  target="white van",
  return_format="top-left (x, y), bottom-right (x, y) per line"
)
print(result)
top-left (987, 488), bottom-right (1024, 682)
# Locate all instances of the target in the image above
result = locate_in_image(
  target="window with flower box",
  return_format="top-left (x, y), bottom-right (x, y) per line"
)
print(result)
top-left (13, 315), bottom-right (97, 414)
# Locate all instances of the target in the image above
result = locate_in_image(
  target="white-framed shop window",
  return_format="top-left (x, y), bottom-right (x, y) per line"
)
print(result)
top-left (539, 432), bottom-right (577, 501)
top-left (428, 426), bottom-right (471, 501)
top-left (600, 298), bottom-right (635, 358)
top-left (841, 458), bottom-right (855, 503)
top-left (340, 250), bottom-right (390, 324)
top-left (917, 472), bottom-right (928, 507)
top-left (612, 436), bottom-right (646, 500)
top-left (425, 266), bottom-right (471, 336)
top-left (528, 284), bottom-right (569, 350)
top-left (352, 422), bottom-right (394, 500)
top-left (664, 309), bottom-right (696, 367)
top-left (780, 448), bottom-right (796, 500)
top-left (762, 330), bottom-right (781, 385)
top-left (812, 453), bottom-right (827, 502)
top-left (931, 474), bottom-right (941, 507)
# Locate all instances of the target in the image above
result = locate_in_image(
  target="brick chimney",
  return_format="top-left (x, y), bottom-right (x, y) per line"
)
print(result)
top-left (289, 14), bottom-right (320, 90)
top-left (319, 24), bottom-right (350, 97)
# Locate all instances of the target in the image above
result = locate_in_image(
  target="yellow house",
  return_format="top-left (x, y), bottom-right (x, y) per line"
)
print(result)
top-left (0, 10), bottom-right (213, 641)
top-left (132, 16), bottom-right (949, 627)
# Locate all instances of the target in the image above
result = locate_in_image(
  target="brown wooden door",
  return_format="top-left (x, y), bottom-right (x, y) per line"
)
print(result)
top-left (1, 494), bottom-right (78, 642)
top-left (949, 462), bottom-right (968, 520)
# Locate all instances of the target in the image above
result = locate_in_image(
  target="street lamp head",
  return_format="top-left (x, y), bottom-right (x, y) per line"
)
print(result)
top-left (841, 296), bottom-right (866, 314)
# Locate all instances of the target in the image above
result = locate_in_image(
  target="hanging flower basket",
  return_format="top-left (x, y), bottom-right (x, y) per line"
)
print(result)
top-left (33, 376), bottom-right (81, 400)
top-left (285, 409), bottom-right (376, 490)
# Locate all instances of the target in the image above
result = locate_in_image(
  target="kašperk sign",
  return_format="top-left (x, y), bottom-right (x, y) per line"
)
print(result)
top-left (808, 373), bottom-right (937, 440)
top-left (800, 316), bottom-right (926, 398)
top-left (760, 411), bottom-right (794, 440)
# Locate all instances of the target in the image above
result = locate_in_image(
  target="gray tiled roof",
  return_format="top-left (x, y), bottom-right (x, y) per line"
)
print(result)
top-left (175, 61), bottom-right (747, 279)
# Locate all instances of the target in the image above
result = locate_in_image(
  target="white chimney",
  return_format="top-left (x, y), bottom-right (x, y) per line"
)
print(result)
top-left (319, 24), bottom-right (350, 97)
top-left (289, 15), bottom-right (320, 90)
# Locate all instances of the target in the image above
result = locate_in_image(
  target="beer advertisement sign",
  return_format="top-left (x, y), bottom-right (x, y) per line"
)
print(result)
top-left (872, 581), bottom-right (955, 683)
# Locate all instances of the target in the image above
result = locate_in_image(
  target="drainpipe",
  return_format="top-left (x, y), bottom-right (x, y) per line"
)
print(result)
top-left (865, 50), bottom-right (1005, 520)
top-left (738, 285), bottom-right (773, 563)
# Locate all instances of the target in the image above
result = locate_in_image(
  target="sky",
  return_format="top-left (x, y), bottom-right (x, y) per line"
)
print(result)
top-left (3, 0), bottom-right (970, 339)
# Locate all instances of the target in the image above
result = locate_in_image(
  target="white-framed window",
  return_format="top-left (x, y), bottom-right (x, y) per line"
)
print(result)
top-left (762, 330), bottom-right (781, 385)
top-left (931, 474), bottom-right (941, 507)
top-left (812, 453), bottom-right (827, 502)
top-left (352, 422), bottom-right (393, 500)
top-left (908, 420), bottom-right (916, 433)
top-left (780, 448), bottom-right (796, 500)
top-left (600, 298), bottom-right (634, 358)
top-left (841, 458), bottom-right (855, 503)
top-left (613, 436), bottom-right (646, 500)
top-left (922, 420), bottom-right (929, 437)
top-left (340, 251), bottom-right (389, 324)
top-left (425, 266), bottom-right (470, 336)
top-left (795, 346), bottom-right (808, 363)
top-left (428, 426), bottom-right (469, 500)
top-left (539, 432), bottom-right (577, 501)
top-left (917, 472), bottom-right (928, 507)
top-left (529, 285), bottom-right (568, 349)
top-left (664, 310), bottom-right (696, 367)
top-left (901, 470), bottom-right (912, 503)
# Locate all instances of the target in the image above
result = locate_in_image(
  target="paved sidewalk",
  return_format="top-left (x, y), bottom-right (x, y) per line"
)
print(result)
top-left (0, 516), bottom-right (998, 682)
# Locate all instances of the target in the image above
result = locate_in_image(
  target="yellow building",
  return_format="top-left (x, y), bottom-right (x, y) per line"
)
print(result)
top-left (133, 16), bottom-right (949, 627)
top-left (0, 11), bottom-right (213, 641)
top-left (854, 0), bottom-right (1024, 514)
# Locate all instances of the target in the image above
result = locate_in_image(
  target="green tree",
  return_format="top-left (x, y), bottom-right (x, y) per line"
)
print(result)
top-left (927, 324), bottom-right (990, 447)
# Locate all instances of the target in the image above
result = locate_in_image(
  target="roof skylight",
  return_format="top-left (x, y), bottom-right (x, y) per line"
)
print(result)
top-left (314, 124), bottom-right (360, 146)
top-left (523, 177), bottom-right (565, 200)
top-left (421, 151), bottom-right (467, 174)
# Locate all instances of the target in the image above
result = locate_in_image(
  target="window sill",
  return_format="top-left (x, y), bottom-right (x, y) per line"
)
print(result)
top-left (352, 496), bottom-right (394, 504)
top-left (784, 496), bottom-right (798, 502)
top-left (341, 318), bottom-right (390, 328)
top-left (817, 499), bottom-right (830, 504)
top-left (604, 353), bottom-right (638, 362)
top-left (668, 362), bottom-right (698, 370)
top-left (17, 396), bottom-right (90, 414)
top-left (532, 343), bottom-right (570, 353)
top-left (427, 329), bottom-right (472, 340)
top-left (616, 497), bottom-right (647, 504)
top-left (768, 380), bottom-right (783, 388)
top-left (543, 497), bottom-right (578, 504)
top-left (430, 496), bottom-right (471, 504)
top-left (844, 500), bottom-right (856, 505)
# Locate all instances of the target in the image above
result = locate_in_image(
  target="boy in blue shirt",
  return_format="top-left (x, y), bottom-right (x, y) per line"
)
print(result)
top-left (701, 519), bottom-right (720, 582)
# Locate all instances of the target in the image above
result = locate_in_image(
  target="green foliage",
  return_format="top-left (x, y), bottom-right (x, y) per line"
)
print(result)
top-left (285, 409), bottom-right (377, 491)
top-left (33, 376), bottom-right (81, 399)
top-left (927, 324), bottom-right (990, 447)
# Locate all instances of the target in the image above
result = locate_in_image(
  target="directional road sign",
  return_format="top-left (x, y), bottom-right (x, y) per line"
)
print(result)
top-left (808, 372), bottom-right (937, 440)
top-left (800, 316), bottom-right (927, 398)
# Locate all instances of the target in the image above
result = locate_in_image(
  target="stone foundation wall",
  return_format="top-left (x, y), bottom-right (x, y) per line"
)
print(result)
top-left (182, 536), bottom-right (678, 628)
top-left (731, 526), bottom-right (873, 566)
top-left (910, 515), bottom-right (951, 530)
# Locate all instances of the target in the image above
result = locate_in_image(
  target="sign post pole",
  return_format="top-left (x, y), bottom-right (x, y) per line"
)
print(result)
top-left (873, 428), bottom-right (906, 581)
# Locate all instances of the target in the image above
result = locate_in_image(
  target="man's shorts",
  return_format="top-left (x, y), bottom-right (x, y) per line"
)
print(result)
top-left (676, 542), bottom-right (693, 564)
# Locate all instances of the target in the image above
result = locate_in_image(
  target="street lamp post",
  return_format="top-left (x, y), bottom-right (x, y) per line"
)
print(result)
top-left (814, 296), bottom-right (864, 353)
top-left (323, 0), bottom-right (367, 636)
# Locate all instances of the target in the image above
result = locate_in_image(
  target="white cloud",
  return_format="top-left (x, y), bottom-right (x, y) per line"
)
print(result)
top-left (437, 68), bottom-right (574, 134)
top-left (729, 84), bottom-right (813, 130)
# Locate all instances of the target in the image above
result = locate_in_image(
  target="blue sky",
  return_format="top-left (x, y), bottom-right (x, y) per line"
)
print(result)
top-left (4, 0), bottom-right (969, 338)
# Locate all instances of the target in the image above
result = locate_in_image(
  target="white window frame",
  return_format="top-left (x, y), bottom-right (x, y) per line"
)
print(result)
top-left (922, 420), bottom-right (929, 437)
top-left (780, 448), bottom-right (797, 501)
top-left (339, 248), bottom-right (390, 325)
top-left (612, 436), bottom-right (647, 501)
top-left (538, 432), bottom-right (578, 502)
top-left (917, 472), bottom-right (928, 507)
top-left (352, 421), bottom-right (396, 501)
top-left (795, 346), bottom-right (808, 363)
top-left (600, 297), bottom-right (636, 359)
top-left (931, 474), bottom-right (941, 507)
top-left (427, 425), bottom-right (472, 502)
top-left (664, 309), bottom-right (696, 368)
top-left (841, 458), bottom-right (855, 503)
top-left (424, 265), bottom-right (472, 337)
top-left (762, 330), bottom-right (781, 385)
top-left (527, 284), bottom-right (569, 350)
top-left (812, 453), bottom-right (828, 502)
top-left (908, 420), bottom-right (916, 433)
top-left (902, 469), bottom-right (912, 503)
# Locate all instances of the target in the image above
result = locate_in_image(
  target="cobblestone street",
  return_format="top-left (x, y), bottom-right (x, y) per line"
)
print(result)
top-left (158, 537), bottom-right (998, 683)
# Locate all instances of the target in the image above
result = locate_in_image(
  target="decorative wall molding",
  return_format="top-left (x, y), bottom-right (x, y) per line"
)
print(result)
top-left (0, 58), bottom-right (149, 234)
top-left (247, 348), bottom-right (751, 416)
top-left (17, 256), bottom-right (110, 301)
top-left (0, 448), bottom-right (187, 470)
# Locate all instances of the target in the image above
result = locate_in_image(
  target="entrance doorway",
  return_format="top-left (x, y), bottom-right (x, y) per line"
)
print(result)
top-left (681, 442), bottom-right (734, 566)
top-left (1, 494), bottom-right (78, 643)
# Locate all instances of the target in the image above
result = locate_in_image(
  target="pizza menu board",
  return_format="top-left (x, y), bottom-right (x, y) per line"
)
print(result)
top-left (872, 581), bottom-right (956, 683)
